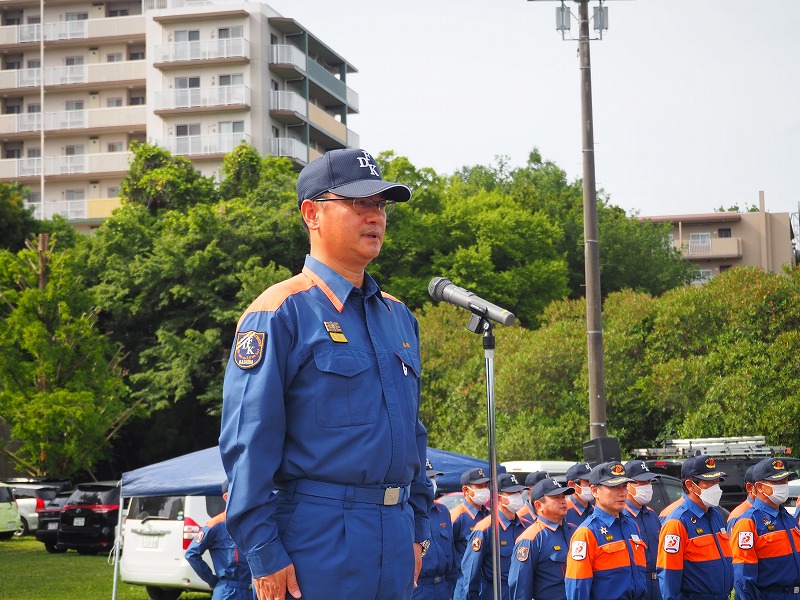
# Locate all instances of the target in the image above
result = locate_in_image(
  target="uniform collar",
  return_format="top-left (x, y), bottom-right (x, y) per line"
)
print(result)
top-left (592, 506), bottom-right (620, 527)
top-left (498, 511), bottom-right (520, 530)
top-left (625, 499), bottom-right (642, 517)
top-left (302, 255), bottom-right (384, 312)
top-left (536, 515), bottom-right (562, 531)
top-left (461, 499), bottom-right (484, 519)
top-left (682, 494), bottom-right (709, 519)
top-left (753, 497), bottom-right (779, 518)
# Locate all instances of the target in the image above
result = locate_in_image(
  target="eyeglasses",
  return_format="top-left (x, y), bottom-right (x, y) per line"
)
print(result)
top-left (314, 197), bottom-right (396, 215)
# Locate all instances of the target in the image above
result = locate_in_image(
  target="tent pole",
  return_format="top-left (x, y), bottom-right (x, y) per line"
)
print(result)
top-left (111, 480), bottom-right (123, 600)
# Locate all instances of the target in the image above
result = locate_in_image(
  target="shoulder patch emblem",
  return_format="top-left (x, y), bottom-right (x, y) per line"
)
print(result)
top-left (663, 534), bottom-right (681, 554)
top-left (571, 540), bottom-right (587, 560)
top-left (472, 537), bottom-right (482, 552)
top-left (738, 531), bottom-right (754, 549)
top-left (234, 331), bottom-right (265, 369)
top-left (195, 530), bottom-right (205, 544)
top-left (516, 546), bottom-right (530, 562)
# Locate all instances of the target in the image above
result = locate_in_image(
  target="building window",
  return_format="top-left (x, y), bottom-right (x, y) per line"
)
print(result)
top-left (108, 8), bottom-right (129, 17)
top-left (693, 269), bottom-right (713, 285)
top-left (65, 189), bottom-right (85, 200)
top-left (271, 79), bottom-right (280, 92)
top-left (129, 47), bottom-right (145, 60)
top-left (27, 59), bottom-right (40, 69)
top-left (65, 100), bottom-right (84, 111)
top-left (107, 53), bottom-right (124, 63)
top-left (107, 98), bottom-right (123, 107)
top-left (107, 186), bottom-right (121, 197)
top-left (219, 74), bottom-right (244, 86)
top-left (271, 126), bottom-right (280, 139)
top-left (218, 27), bottom-right (243, 39)
top-left (688, 232), bottom-right (711, 255)
top-left (719, 265), bottom-right (732, 273)
top-left (27, 148), bottom-right (41, 158)
top-left (129, 96), bottom-right (145, 106)
top-left (65, 145), bottom-right (84, 156)
top-left (5, 148), bottom-right (21, 159)
top-left (176, 124), bottom-right (201, 136)
top-left (219, 121), bottom-right (245, 134)
top-left (65, 12), bottom-right (89, 21)
top-left (27, 103), bottom-right (41, 113)
top-left (4, 104), bottom-right (22, 115)
top-left (108, 142), bottom-right (124, 152)
top-left (65, 56), bottom-right (84, 66)
top-left (718, 228), bottom-right (732, 238)
top-left (175, 30), bottom-right (200, 42)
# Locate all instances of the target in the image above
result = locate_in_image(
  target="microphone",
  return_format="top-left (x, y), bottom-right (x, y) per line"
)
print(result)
top-left (428, 277), bottom-right (515, 326)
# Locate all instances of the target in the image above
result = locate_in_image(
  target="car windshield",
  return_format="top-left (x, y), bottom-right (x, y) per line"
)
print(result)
top-left (13, 487), bottom-right (57, 501)
top-left (0, 487), bottom-right (13, 503)
top-left (69, 486), bottom-right (119, 505)
top-left (127, 496), bottom-right (186, 520)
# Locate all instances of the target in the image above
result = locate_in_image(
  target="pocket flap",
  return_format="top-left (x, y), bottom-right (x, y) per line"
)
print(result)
top-left (313, 348), bottom-right (370, 377)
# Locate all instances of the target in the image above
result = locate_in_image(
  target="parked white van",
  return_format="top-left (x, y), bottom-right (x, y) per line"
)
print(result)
top-left (120, 494), bottom-right (226, 600)
top-left (500, 460), bottom-right (574, 483)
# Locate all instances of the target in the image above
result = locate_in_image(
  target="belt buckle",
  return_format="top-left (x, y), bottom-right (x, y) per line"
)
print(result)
top-left (433, 576), bottom-right (442, 584)
top-left (650, 573), bottom-right (658, 580)
top-left (383, 487), bottom-right (400, 505)
top-left (794, 587), bottom-right (800, 594)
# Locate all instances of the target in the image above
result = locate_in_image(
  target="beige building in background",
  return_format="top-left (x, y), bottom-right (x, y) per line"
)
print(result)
top-left (0, 0), bottom-right (359, 233)
top-left (640, 192), bottom-right (797, 285)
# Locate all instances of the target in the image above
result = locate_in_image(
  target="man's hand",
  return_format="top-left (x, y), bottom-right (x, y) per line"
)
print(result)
top-left (413, 542), bottom-right (423, 588)
top-left (253, 564), bottom-right (302, 600)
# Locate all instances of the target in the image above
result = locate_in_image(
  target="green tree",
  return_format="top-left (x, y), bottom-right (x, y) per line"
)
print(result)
top-left (0, 182), bottom-right (39, 252)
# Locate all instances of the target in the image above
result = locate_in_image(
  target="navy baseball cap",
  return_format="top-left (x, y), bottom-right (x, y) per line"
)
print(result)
top-left (681, 455), bottom-right (726, 481)
top-left (221, 479), bottom-right (229, 493)
top-left (498, 473), bottom-right (526, 493)
top-left (751, 457), bottom-right (797, 482)
top-left (744, 465), bottom-right (756, 484)
top-left (296, 148), bottom-right (412, 207)
top-left (426, 459), bottom-right (444, 478)
top-left (624, 460), bottom-right (661, 482)
top-left (589, 461), bottom-right (634, 486)
top-left (461, 468), bottom-right (490, 486)
top-left (566, 462), bottom-right (592, 483)
top-left (531, 478), bottom-right (574, 501)
top-left (525, 471), bottom-right (550, 487)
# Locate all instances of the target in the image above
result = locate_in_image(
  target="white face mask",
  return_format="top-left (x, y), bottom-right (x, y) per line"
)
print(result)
top-left (765, 483), bottom-right (790, 506)
top-left (431, 479), bottom-right (438, 497)
top-left (578, 486), bottom-right (594, 503)
top-left (697, 483), bottom-right (723, 508)
top-left (632, 483), bottom-right (653, 505)
top-left (470, 487), bottom-right (491, 506)
top-left (503, 492), bottom-right (525, 514)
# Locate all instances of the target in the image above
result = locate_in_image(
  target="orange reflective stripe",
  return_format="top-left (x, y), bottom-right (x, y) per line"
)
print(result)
top-left (657, 518), bottom-right (686, 571)
top-left (731, 518), bottom-right (759, 565)
top-left (566, 528), bottom-right (597, 580)
top-left (517, 520), bottom-right (547, 542)
top-left (756, 530), bottom-right (795, 559)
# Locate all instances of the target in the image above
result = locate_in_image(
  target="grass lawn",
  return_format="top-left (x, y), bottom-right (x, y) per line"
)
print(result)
top-left (0, 536), bottom-right (211, 600)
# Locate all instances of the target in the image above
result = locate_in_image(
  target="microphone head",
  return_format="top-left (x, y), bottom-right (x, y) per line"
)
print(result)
top-left (428, 277), bottom-right (451, 301)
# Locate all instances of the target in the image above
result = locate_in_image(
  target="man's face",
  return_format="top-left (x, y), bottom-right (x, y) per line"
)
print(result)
top-left (535, 493), bottom-right (568, 521)
top-left (592, 482), bottom-right (628, 514)
top-left (305, 194), bottom-right (387, 269)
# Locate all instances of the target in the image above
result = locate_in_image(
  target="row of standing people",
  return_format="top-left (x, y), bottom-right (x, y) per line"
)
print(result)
top-left (421, 454), bottom-right (800, 600)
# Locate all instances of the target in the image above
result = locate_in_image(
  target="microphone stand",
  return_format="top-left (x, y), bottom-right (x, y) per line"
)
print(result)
top-left (466, 312), bottom-right (502, 600)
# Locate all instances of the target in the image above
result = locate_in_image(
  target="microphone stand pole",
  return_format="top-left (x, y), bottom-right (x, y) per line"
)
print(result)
top-left (466, 312), bottom-right (501, 600)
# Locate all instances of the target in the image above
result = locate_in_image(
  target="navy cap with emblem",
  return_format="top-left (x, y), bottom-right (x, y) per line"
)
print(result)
top-left (498, 473), bottom-right (526, 493)
top-left (589, 461), bottom-right (634, 486)
top-left (624, 460), bottom-right (661, 482)
top-left (751, 457), bottom-right (797, 482)
top-left (681, 455), bottom-right (727, 481)
top-left (524, 471), bottom-right (550, 487)
top-left (566, 462), bottom-right (592, 483)
top-left (426, 459), bottom-right (444, 478)
top-left (531, 478), bottom-right (574, 501)
top-left (461, 467), bottom-right (490, 486)
top-left (296, 148), bottom-right (412, 207)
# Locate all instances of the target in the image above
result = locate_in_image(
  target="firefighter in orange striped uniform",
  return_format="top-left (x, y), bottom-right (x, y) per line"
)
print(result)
top-left (726, 465), bottom-right (756, 529)
top-left (730, 457), bottom-right (800, 600)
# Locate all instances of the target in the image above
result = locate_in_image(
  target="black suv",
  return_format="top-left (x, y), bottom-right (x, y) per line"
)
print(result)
top-left (35, 491), bottom-right (73, 553)
top-left (58, 482), bottom-right (120, 555)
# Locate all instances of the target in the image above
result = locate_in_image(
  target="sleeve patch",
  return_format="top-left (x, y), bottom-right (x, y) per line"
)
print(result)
top-left (663, 534), bottom-right (681, 554)
top-left (516, 546), bottom-right (530, 562)
top-left (571, 540), bottom-right (587, 560)
top-left (738, 531), bottom-right (754, 549)
top-left (234, 331), bottom-right (265, 369)
top-left (195, 530), bottom-right (204, 543)
top-left (472, 537), bottom-right (482, 552)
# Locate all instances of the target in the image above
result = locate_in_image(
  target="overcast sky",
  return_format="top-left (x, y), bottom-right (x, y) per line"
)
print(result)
top-left (265, 0), bottom-right (800, 218)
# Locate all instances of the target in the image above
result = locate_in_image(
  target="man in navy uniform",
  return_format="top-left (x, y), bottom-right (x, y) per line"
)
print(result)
top-left (517, 470), bottom-right (549, 525)
top-left (220, 148), bottom-right (433, 600)
top-left (451, 468), bottom-right (491, 593)
top-left (564, 463), bottom-right (594, 527)
top-left (624, 460), bottom-right (662, 600)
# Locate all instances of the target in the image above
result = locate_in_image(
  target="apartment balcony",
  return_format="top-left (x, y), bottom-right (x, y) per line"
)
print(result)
top-left (269, 91), bottom-right (307, 123)
top-left (153, 133), bottom-right (252, 157)
top-left (0, 15), bottom-right (145, 49)
top-left (24, 197), bottom-right (122, 222)
top-left (270, 138), bottom-right (308, 165)
top-left (0, 61), bottom-right (145, 93)
top-left (154, 85), bottom-right (250, 114)
top-left (308, 103), bottom-right (346, 144)
top-left (0, 152), bottom-right (131, 181)
top-left (0, 106), bottom-right (146, 138)
top-left (678, 237), bottom-right (743, 260)
top-left (269, 44), bottom-right (306, 76)
top-left (306, 58), bottom-right (358, 113)
top-left (152, 39), bottom-right (249, 68)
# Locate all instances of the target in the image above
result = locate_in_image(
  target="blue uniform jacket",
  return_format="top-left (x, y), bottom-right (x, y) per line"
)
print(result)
top-left (730, 497), bottom-right (800, 600)
top-left (656, 495), bottom-right (733, 600)
top-left (456, 511), bottom-right (529, 600)
top-left (625, 499), bottom-right (663, 600)
top-left (219, 256), bottom-right (433, 577)
top-left (565, 506), bottom-right (647, 600)
top-left (509, 515), bottom-right (576, 600)
top-left (185, 516), bottom-right (253, 599)
top-left (414, 501), bottom-right (458, 600)
top-left (565, 496), bottom-right (593, 528)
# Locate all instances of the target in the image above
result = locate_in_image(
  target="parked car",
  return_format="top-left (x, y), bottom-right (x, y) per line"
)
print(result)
top-left (35, 491), bottom-right (73, 553)
top-left (0, 483), bottom-right (22, 540)
top-left (120, 494), bottom-right (226, 600)
top-left (9, 483), bottom-right (58, 536)
top-left (500, 460), bottom-right (574, 484)
top-left (58, 481), bottom-right (120, 555)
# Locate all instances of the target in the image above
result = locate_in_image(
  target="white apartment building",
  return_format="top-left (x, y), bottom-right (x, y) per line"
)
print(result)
top-left (0, 0), bottom-right (359, 232)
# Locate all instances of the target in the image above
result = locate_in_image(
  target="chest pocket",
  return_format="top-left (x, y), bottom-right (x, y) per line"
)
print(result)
top-left (685, 533), bottom-right (719, 562)
top-left (313, 348), bottom-right (378, 427)
top-left (394, 348), bottom-right (421, 421)
top-left (549, 547), bottom-right (568, 564)
top-left (596, 539), bottom-right (629, 570)
top-left (630, 538), bottom-right (648, 567)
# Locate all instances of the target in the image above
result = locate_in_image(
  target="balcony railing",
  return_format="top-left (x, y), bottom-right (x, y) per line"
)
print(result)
top-left (154, 85), bottom-right (250, 110)
top-left (0, 106), bottom-right (147, 136)
top-left (3, 16), bottom-right (145, 45)
top-left (0, 61), bottom-right (145, 92)
top-left (269, 91), bottom-right (307, 117)
top-left (270, 138), bottom-right (308, 163)
top-left (153, 38), bottom-right (249, 63)
top-left (144, 0), bottom-right (214, 10)
top-left (269, 44), bottom-right (306, 71)
top-left (153, 133), bottom-right (252, 156)
top-left (679, 237), bottom-right (742, 260)
top-left (24, 197), bottom-right (122, 221)
top-left (0, 152), bottom-right (130, 178)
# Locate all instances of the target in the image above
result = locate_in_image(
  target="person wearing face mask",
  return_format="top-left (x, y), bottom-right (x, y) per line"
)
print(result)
top-left (565, 463), bottom-right (594, 528)
top-left (657, 455), bottom-right (733, 600)
top-left (509, 478), bottom-right (577, 600)
top-left (457, 473), bottom-right (530, 600)
top-left (517, 470), bottom-right (550, 525)
top-left (451, 468), bottom-right (492, 594)
top-left (414, 459), bottom-right (458, 600)
top-left (727, 466), bottom-right (756, 529)
top-left (730, 457), bottom-right (800, 600)
top-left (565, 461), bottom-right (647, 600)
top-left (624, 461), bottom-right (662, 600)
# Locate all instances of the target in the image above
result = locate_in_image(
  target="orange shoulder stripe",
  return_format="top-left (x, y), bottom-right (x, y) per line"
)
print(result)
top-left (205, 512), bottom-right (226, 527)
top-left (238, 273), bottom-right (314, 328)
top-left (517, 519), bottom-right (547, 542)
